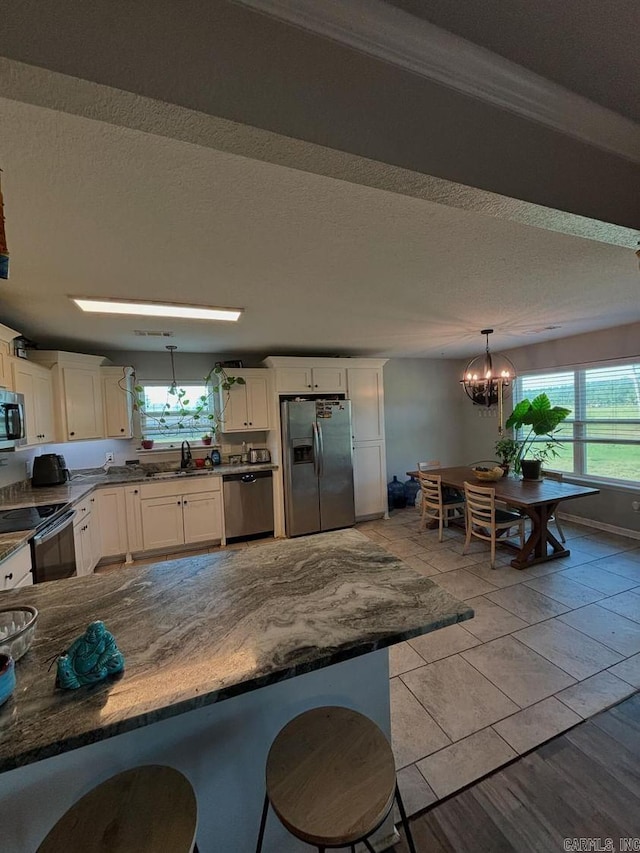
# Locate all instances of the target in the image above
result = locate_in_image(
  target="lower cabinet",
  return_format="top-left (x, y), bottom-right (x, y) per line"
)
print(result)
top-left (353, 442), bottom-right (387, 519)
top-left (1, 545), bottom-right (33, 590)
top-left (97, 488), bottom-right (129, 558)
top-left (140, 490), bottom-right (222, 551)
top-left (124, 485), bottom-right (143, 554)
top-left (74, 514), bottom-right (98, 577)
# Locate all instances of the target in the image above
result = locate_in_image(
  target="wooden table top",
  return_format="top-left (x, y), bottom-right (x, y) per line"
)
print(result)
top-left (407, 467), bottom-right (599, 509)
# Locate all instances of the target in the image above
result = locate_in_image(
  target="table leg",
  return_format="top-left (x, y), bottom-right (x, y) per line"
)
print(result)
top-left (510, 501), bottom-right (570, 569)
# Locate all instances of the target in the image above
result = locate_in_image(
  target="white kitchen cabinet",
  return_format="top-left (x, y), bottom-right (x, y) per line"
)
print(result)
top-left (74, 515), bottom-right (97, 577)
top-left (0, 545), bottom-right (33, 591)
top-left (97, 488), bottom-right (128, 558)
top-left (140, 495), bottom-right (185, 551)
top-left (63, 367), bottom-right (104, 441)
top-left (220, 370), bottom-right (270, 432)
top-left (140, 477), bottom-right (224, 551)
top-left (0, 341), bottom-right (13, 390)
top-left (183, 491), bottom-right (222, 544)
top-left (273, 365), bottom-right (346, 394)
top-left (124, 485), bottom-right (143, 554)
top-left (352, 442), bottom-right (387, 519)
top-left (346, 367), bottom-right (385, 442)
top-left (11, 359), bottom-right (55, 445)
top-left (102, 367), bottom-right (133, 439)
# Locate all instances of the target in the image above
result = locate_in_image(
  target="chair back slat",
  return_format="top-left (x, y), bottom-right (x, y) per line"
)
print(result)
top-left (418, 471), bottom-right (443, 508)
top-left (464, 482), bottom-right (496, 524)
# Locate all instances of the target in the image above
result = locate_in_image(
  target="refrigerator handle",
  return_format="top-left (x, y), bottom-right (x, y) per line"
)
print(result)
top-left (317, 422), bottom-right (324, 478)
top-left (312, 421), bottom-right (320, 477)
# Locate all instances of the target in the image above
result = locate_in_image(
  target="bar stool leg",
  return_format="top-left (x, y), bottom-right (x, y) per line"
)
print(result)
top-left (255, 792), bottom-right (270, 853)
top-left (363, 839), bottom-right (376, 852)
top-left (394, 783), bottom-right (417, 853)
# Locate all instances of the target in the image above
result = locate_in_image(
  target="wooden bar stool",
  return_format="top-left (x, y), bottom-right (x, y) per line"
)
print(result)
top-left (37, 765), bottom-right (198, 853)
top-left (256, 706), bottom-right (417, 853)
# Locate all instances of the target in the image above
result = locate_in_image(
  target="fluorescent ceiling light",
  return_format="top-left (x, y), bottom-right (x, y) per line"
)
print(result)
top-left (71, 298), bottom-right (242, 322)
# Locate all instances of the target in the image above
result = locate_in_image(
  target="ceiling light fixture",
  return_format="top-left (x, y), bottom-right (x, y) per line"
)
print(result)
top-left (460, 329), bottom-right (517, 434)
top-left (71, 297), bottom-right (242, 322)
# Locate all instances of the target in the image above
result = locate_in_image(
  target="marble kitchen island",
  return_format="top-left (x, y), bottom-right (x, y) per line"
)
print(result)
top-left (0, 529), bottom-right (472, 852)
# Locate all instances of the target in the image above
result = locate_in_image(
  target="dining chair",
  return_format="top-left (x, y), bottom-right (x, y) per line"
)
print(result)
top-left (463, 482), bottom-right (526, 569)
top-left (417, 460), bottom-right (441, 471)
top-left (418, 472), bottom-right (465, 542)
top-left (541, 470), bottom-right (567, 543)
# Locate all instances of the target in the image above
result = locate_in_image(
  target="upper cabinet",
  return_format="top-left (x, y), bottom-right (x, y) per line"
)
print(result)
top-left (219, 369), bottom-right (271, 432)
top-left (346, 367), bottom-right (385, 442)
top-left (11, 358), bottom-right (55, 445)
top-left (28, 351), bottom-right (133, 443)
top-left (270, 363), bottom-right (346, 394)
top-left (0, 323), bottom-right (20, 390)
top-left (102, 366), bottom-right (133, 439)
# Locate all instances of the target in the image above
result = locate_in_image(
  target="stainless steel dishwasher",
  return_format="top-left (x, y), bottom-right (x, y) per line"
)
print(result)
top-left (223, 471), bottom-right (274, 540)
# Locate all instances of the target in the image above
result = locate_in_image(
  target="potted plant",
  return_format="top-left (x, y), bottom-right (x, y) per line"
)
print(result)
top-left (141, 437), bottom-right (154, 450)
top-left (505, 393), bottom-right (571, 480)
top-left (494, 437), bottom-right (519, 477)
top-left (201, 433), bottom-right (212, 446)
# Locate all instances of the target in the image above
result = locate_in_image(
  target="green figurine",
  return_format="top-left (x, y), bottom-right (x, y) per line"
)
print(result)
top-left (56, 621), bottom-right (125, 690)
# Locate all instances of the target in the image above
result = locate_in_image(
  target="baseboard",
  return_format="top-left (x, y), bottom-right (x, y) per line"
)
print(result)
top-left (557, 512), bottom-right (640, 541)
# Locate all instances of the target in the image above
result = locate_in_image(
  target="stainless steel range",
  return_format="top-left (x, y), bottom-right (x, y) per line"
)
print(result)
top-left (0, 503), bottom-right (77, 583)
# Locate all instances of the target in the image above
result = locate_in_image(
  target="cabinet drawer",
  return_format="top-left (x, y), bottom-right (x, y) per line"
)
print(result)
top-left (139, 476), bottom-right (221, 499)
top-left (73, 493), bottom-right (96, 519)
top-left (1, 545), bottom-right (33, 591)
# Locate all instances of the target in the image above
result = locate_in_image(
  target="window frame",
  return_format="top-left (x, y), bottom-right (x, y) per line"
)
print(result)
top-left (513, 357), bottom-right (640, 490)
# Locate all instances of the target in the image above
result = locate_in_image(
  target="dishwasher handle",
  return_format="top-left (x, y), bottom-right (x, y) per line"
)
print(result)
top-left (241, 474), bottom-right (257, 484)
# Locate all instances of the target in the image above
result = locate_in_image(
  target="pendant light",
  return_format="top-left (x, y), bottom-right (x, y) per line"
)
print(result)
top-left (460, 329), bottom-right (517, 434)
top-left (166, 345), bottom-right (179, 395)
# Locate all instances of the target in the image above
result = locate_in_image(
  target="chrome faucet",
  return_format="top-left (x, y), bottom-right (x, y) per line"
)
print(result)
top-left (180, 440), bottom-right (193, 469)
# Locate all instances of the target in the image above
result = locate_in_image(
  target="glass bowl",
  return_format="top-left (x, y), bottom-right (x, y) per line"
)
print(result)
top-left (0, 606), bottom-right (38, 661)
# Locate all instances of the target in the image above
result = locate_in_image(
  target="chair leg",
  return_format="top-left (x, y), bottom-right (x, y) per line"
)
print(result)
top-left (363, 839), bottom-right (376, 853)
top-left (554, 514), bottom-right (566, 544)
top-left (438, 511), bottom-right (444, 543)
top-left (463, 515), bottom-right (472, 555)
top-left (255, 792), bottom-right (269, 853)
top-left (395, 783), bottom-right (418, 853)
top-left (490, 533), bottom-right (496, 569)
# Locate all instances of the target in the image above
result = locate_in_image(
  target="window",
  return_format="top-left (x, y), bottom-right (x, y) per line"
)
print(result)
top-left (515, 361), bottom-right (640, 485)
top-left (139, 383), bottom-right (215, 442)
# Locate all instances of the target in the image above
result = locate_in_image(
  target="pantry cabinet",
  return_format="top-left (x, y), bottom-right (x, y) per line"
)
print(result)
top-left (10, 359), bottom-right (55, 445)
top-left (352, 443), bottom-right (387, 519)
top-left (220, 370), bottom-right (271, 432)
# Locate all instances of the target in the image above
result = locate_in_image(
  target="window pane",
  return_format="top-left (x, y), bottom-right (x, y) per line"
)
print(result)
top-left (519, 372), bottom-right (575, 413)
top-left (584, 364), bottom-right (640, 441)
top-left (537, 440), bottom-right (574, 474)
top-left (585, 443), bottom-right (640, 482)
top-left (141, 384), bottom-right (213, 439)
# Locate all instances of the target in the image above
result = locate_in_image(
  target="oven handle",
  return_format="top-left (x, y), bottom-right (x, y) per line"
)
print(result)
top-left (32, 510), bottom-right (77, 545)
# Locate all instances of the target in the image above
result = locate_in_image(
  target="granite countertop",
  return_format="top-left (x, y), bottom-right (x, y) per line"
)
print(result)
top-left (0, 531), bottom-right (33, 563)
top-left (0, 529), bottom-right (473, 772)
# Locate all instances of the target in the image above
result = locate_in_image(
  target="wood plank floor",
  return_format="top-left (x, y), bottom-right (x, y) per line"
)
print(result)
top-left (393, 692), bottom-right (640, 852)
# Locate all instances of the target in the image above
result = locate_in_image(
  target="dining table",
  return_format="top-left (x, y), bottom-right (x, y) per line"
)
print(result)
top-left (407, 466), bottom-right (599, 569)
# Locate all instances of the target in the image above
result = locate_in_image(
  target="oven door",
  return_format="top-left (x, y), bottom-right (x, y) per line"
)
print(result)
top-left (31, 510), bottom-right (77, 583)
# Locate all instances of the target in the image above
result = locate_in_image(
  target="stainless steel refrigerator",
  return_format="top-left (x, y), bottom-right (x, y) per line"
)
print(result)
top-left (282, 399), bottom-right (355, 536)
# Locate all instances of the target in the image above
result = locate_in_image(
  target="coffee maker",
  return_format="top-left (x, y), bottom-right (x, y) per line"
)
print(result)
top-left (31, 454), bottom-right (70, 487)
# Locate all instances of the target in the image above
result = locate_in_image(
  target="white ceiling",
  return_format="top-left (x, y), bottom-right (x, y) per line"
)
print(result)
top-left (0, 97), bottom-right (638, 359)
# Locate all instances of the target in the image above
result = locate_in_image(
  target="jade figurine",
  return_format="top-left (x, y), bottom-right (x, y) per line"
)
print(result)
top-left (56, 621), bottom-right (125, 689)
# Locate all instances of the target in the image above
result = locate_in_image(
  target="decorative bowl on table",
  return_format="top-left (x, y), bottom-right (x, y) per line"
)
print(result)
top-left (0, 606), bottom-right (38, 661)
top-left (471, 466), bottom-right (504, 482)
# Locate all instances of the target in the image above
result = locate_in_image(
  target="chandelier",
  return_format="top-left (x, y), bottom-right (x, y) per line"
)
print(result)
top-left (460, 330), bottom-right (517, 432)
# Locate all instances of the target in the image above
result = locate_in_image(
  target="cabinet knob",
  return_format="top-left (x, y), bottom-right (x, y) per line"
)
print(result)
top-left (314, 384), bottom-right (318, 388)
top-left (90, 498), bottom-right (95, 503)
top-left (177, 501), bottom-right (181, 506)
top-left (4, 572), bottom-right (12, 581)
top-left (70, 431), bottom-right (75, 436)
top-left (120, 428), bottom-right (125, 433)
top-left (307, 384), bottom-right (312, 388)
top-left (133, 489), bottom-right (138, 494)
top-left (243, 422), bottom-right (247, 426)
top-left (249, 422), bottom-right (253, 426)
top-left (183, 500), bottom-right (188, 505)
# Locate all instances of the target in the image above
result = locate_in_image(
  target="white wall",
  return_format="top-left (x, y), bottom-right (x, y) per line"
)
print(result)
top-left (383, 358), bottom-right (465, 486)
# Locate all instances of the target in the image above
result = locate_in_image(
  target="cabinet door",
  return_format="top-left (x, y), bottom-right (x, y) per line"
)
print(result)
top-left (63, 367), bottom-right (104, 440)
top-left (347, 368), bottom-right (384, 442)
top-left (98, 488), bottom-right (128, 557)
top-left (182, 491), bottom-right (222, 544)
top-left (0, 545), bottom-right (33, 590)
top-left (276, 367), bottom-right (313, 393)
top-left (87, 511), bottom-right (99, 573)
top-left (12, 363), bottom-right (38, 444)
top-left (141, 496), bottom-right (184, 550)
top-left (220, 382), bottom-right (249, 432)
top-left (73, 521), bottom-right (88, 576)
top-left (353, 442), bottom-right (386, 518)
top-left (33, 371), bottom-right (55, 443)
top-left (311, 367), bottom-right (346, 392)
top-left (102, 369), bottom-right (133, 438)
top-left (0, 345), bottom-right (12, 390)
top-left (245, 375), bottom-right (270, 430)
top-left (125, 486), bottom-right (143, 553)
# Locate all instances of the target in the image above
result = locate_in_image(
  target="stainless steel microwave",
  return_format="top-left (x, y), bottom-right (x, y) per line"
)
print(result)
top-left (0, 389), bottom-right (26, 450)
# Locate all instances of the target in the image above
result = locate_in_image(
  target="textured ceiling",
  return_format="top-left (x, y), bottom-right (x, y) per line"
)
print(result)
top-left (386, 0), bottom-right (640, 122)
top-left (0, 98), bottom-right (638, 359)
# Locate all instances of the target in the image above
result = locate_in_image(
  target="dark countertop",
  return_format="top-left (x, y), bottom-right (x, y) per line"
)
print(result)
top-left (0, 528), bottom-right (473, 773)
top-left (0, 531), bottom-right (33, 564)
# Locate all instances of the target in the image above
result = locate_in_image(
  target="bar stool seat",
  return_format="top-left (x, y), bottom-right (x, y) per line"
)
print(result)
top-left (37, 765), bottom-right (198, 853)
top-left (256, 706), bottom-right (416, 852)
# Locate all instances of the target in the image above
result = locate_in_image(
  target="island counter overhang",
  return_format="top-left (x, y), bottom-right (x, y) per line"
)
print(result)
top-left (0, 529), bottom-right (473, 852)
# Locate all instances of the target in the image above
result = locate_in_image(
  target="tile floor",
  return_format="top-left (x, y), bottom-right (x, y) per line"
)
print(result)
top-left (355, 508), bottom-right (640, 818)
